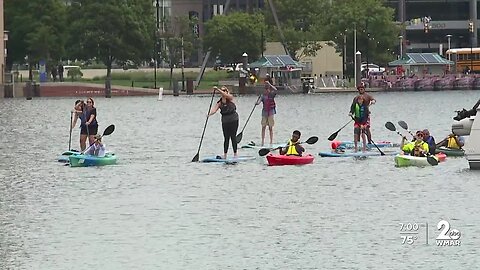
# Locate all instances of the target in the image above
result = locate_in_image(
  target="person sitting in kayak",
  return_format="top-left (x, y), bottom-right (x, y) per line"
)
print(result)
top-left (422, 129), bottom-right (436, 155)
top-left (280, 130), bottom-right (305, 156)
top-left (401, 130), bottom-right (429, 157)
top-left (84, 134), bottom-right (106, 157)
top-left (436, 132), bottom-right (465, 149)
top-left (349, 95), bottom-right (369, 152)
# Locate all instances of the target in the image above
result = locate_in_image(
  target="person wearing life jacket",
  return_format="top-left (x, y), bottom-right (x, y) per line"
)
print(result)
top-left (436, 133), bottom-right (465, 149)
top-left (401, 130), bottom-right (429, 157)
top-left (422, 129), bottom-right (436, 155)
top-left (280, 130), bottom-right (305, 156)
top-left (350, 84), bottom-right (376, 144)
top-left (84, 134), bottom-right (107, 157)
top-left (256, 80), bottom-right (277, 146)
top-left (349, 95), bottom-right (369, 152)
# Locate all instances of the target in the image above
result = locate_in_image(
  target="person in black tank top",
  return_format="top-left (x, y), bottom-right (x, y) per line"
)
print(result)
top-left (208, 86), bottom-right (239, 159)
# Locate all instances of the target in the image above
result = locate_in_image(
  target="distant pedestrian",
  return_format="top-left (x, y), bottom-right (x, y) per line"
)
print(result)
top-left (51, 67), bottom-right (58, 82)
top-left (58, 63), bottom-right (64, 82)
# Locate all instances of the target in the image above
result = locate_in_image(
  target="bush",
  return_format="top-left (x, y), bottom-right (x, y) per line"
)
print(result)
top-left (67, 67), bottom-right (83, 80)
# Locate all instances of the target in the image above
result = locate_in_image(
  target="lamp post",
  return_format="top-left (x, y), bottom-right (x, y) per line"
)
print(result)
top-left (469, 20), bottom-right (474, 73)
top-left (398, 35), bottom-right (403, 59)
top-left (154, 0), bottom-right (160, 89)
top-left (446, 34), bottom-right (452, 60)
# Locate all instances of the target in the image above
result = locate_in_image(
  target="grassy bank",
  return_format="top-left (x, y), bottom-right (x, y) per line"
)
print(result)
top-left (86, 70), bottom-right (237, 89)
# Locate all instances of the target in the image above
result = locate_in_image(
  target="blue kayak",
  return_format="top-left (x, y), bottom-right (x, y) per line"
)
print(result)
top-left (319, 150), bottom-right (400, 157)
top-left (201, 155), bottom-right (256, 164)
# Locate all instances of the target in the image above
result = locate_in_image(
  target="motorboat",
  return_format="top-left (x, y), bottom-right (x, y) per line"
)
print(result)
top-left (452, 107), bottom-right (480, 170)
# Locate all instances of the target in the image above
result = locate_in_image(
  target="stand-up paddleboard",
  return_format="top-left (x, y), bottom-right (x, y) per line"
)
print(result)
top-left (331, 140), bottom-right (400, 149)
top-left (319, 150), bottom-right (399, 157)
top-left (200, 155), bottom-right (256, 164)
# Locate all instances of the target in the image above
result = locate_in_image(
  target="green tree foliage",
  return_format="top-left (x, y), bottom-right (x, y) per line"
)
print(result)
top-left (203, 12), bottom-right (264, 64)
top-left (160, 16), bottom-right (199, 76)
top-left (263, 0), bottom-right (328, 60)
top-left (66, 0), bottom-right (155, 93)
top-left (5, 0), bottom-right (66, 75)
top-left (322, 0), bottom-right (398, 72)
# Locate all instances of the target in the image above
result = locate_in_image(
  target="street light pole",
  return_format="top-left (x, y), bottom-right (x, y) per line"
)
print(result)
top-left (469, 20), bottom-right (474, 73)
top-left (154, 0), bottom-right (159, 89)
top-left (399, 35), bottom-right (403, 59)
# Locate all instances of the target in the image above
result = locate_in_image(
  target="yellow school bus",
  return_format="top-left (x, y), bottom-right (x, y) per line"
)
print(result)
top-left (446, 47), bottom-right (480, 73)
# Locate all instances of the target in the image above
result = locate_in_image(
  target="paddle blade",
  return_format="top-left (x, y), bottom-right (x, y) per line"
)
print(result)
top-left (398, 120), bottom-right (408, 130)
top-left (191, 153), bottom-right (200, 162)
top-left (258, 148), bottom-right (271, 156)
top-left (306, 136), bottom-right (319, 144)
top-left (103, 124), bottom-right (115, 136)
top-left (427, 155), bottom-right (439, 166)
top-left (385, 122), bottom-right (396, 131)
top-left (327, 131), bottom-right (339, 141)
top-left (236, 132), bottom-right (243, 144)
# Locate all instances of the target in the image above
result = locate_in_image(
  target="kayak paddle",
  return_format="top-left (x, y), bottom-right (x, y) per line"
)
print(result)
top-left (398, 120), bottom-right (415, 137)
top-left (236, 95), bottom-right (261, 144)
top-left (258, 136), bottom-right (318, 156)
top-left (192, 90), bottom-right (215, 162)
top-left (328, 118), bottom-right (353, 141)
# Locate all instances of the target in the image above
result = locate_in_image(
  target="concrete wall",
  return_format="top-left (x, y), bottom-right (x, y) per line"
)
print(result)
top-left (264, 42), bottom-right (343, 77)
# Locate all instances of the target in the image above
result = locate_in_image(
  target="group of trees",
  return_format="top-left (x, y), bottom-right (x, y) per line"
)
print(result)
top-left (5, 0), bottom-right (399, 89)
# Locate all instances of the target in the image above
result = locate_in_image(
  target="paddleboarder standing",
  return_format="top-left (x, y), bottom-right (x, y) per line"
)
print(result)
top-left (350, 84), bottom-right (376, 144)
top-left (208, 86), bottom-right (239, 159)
top-left (257, 80), bottom-right (277, 146)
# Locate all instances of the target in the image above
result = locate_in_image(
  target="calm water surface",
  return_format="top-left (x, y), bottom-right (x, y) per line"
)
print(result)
top-left (0, 90), bottom-right (479, 269)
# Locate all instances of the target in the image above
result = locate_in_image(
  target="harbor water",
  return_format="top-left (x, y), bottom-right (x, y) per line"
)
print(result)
top-left (0, 90), bottom-right (479, 269)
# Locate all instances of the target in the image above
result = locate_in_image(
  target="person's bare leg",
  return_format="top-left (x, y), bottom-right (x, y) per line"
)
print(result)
top-left (269, 126), bottom-right (274, 146)
top-left (361, 131), bottom-right (367, 152)
top-left (261, 126), bottom-right (266, 146)
top-left (354, 133), bottom-right (359, 152)
top-left (80, 134), bottom-right (87, 151)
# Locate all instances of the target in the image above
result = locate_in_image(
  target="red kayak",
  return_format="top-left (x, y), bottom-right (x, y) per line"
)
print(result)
top-left (266, 153), bottom-right (314, 166)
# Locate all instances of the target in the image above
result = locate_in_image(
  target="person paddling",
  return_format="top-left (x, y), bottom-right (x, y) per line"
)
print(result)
top-left (257, 80), bottom-right (277, 146)
top-left (208, 86), bottom-right (239, 159)
top-left (280, 130), bottom-right (305, 156)
top-left (84, 134), bottom-right (107, 157)
top-left (401, 130), bottom-right (429, 157)
top-left (422, 129), bottom-right (436, 155)
top-left (436, 132), bottom-right (465, 149)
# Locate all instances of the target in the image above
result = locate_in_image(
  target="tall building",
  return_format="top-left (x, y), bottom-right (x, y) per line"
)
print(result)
top-left (385, 0), bottom-right (478, 56)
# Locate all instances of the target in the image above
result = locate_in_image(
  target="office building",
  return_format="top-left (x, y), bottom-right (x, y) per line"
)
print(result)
top-left (385, 0), bottom-right (478, 56)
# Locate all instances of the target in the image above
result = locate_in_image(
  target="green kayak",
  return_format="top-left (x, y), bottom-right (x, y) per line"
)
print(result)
top-left (434, 147), bottom-right (465, 157)
top-left (68, 153), bottom-right (117, 167)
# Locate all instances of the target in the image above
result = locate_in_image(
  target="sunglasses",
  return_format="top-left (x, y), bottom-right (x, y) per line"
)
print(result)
top-left (87, 101), bottom-right (93, 104)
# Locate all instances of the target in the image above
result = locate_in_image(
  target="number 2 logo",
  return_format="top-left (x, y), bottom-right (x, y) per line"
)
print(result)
top-left (437, 220), bottom-right (461, 240)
